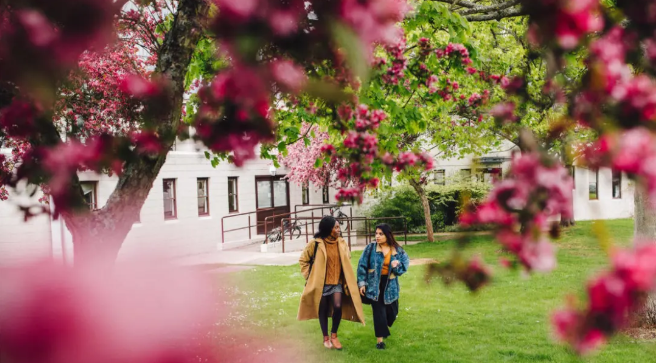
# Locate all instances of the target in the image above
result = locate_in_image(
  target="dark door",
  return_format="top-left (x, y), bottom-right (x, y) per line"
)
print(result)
top-left (255, 175), bottom-right (290, 234)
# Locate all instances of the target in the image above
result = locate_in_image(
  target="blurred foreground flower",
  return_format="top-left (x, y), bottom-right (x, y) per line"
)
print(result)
top-left (0, 258), bottom-right (216, 363)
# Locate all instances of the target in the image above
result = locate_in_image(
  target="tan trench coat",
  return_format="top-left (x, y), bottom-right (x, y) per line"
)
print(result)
top-left (297, 237), bottom-right (365, 324)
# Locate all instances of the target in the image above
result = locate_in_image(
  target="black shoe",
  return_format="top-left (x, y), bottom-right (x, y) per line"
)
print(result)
top-left (376, 342), bottom-right (386, 350)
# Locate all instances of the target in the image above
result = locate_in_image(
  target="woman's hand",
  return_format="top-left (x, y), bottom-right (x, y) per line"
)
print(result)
top-left (359, 286), bottom-right (366, 296)
top-left (391, 260), bottom-right (399, 268)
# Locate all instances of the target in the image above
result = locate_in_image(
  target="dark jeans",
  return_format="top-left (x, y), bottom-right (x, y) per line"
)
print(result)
top-left (371, 275), bottom-right (398, 338)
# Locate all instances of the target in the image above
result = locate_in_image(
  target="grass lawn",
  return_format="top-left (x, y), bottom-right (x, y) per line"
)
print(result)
top-left (219, 219), bottom-right (656, 362)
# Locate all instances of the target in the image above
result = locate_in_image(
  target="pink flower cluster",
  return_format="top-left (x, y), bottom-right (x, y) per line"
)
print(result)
top-left (193, 67), bottom-right (275, 167)
top-left (339, 0), bottom-right (408, 54)
top-left (0, 100), bottom-right (39, 138)
top-left (130, 131), bottom-right (164, 156)
top-left (0, 259), bottom-right (215, 363)
top-left (392, 151), bottom-right (434, 172)
top-left (585, 128), bottom-right (656, 205)
top-left (381, 38), bottom-right (407, 85)
top-left (354, 105), bottom-right (386, 131)
top-left (0, 0), bottom-right (119, 91)
top-left (343, 131), bottom-right (378, 153)
top-left (489, 102), bottom-right (517, 124)
top-left (552, 242), bottom-right (656, 354)
top-left (8, 136), bottom-right (124, 216)
top-left (206, 0), bottom-right (408, 168)
top-left (523, 0), bottom-right (604, 49)
top-left (278, 124), bottom-right (347, 189)
top-left (460, 153), bottom-right (573, 272)
top-left (438, 43), bottom-right (472, 65)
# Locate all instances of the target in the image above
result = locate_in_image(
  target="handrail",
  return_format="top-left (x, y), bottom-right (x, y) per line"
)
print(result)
top-left (263, 204), bottom-right (353, 243)
top-left (278, 215), bottom-right (408, 253)
top-left (220, 207), bottom-right (277, 243)
top-left (294, 203), bottom-right (351, 214)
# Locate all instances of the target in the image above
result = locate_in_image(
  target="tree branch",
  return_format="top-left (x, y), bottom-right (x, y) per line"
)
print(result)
top-left (433, 0), bottom-right (528, 21)
top-left (459, 0), bottom-right (520, 15)
top-left (464, 7), bottom-right (527, 21)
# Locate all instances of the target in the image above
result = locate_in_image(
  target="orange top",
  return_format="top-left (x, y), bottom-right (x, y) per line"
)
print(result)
top-left (381, 248), bottom-right (392, 275)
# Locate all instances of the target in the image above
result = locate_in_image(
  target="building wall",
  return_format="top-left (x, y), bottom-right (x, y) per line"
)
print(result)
top-left (572, 167), bottom-right (634, 221)
top-left (1, 138), bottom-right (341, 264)
top-left (1, 138), bottom-right (635, 265)
top-left (0, 183), bottom-right (52, 266)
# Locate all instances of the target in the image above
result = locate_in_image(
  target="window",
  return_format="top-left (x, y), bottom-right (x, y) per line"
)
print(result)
top-left (80, 181), bottom-right (98, 210)
top-left (612, 170), bottom-right (621, 199)
top-left (433, 170), bottom-right (446, 185)
top-left (163, 179), bottom-right (177, 219)
top-left (197, 178), bottom-right (209, 216)
top-left (476, 168), bottom-right (501, 184)
top-left (302, 183), bottom-right (310, 205)
top-left (322, 185), bottom-right (330, 204)
top-left (461, 169), bottom-right (471, 181)
top-left (228, 177), bottom-right (239, 213)
top-left (589, 169), bottom-right (598, 200)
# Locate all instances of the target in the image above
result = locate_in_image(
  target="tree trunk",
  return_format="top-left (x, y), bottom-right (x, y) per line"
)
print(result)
top-left (634, 184), bottom-right (656, 326)
top-left (61, 0), bottom-right (208, 267)
top-left (410, 179), bottom-right (434, 242)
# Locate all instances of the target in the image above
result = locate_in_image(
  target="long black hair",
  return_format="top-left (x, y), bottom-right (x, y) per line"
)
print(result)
top-left (314, 215), bottom-right (338, 239)
top-left (375, 223), bottom-right (401, 249)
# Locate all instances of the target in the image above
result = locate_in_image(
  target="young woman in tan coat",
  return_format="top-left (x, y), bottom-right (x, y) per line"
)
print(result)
top-left (298, 216), bottom-right (365, 350)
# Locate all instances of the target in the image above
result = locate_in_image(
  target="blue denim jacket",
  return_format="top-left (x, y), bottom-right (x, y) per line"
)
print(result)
top-left (357, 243), bottom-right (410, 304)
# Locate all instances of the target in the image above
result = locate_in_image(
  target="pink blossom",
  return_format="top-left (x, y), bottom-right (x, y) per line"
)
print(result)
top-left (131, 131), bottom-right (163, 155)
top-left (17, 10), bottom-right (57, 47)
top-left (0, 259), bottom-right (215, 363)
top-left (335, 187), bottom-right (363, 203)
top-left (270, 59), bottom-right (307, 91)
top-left (552, 239), bottom-right (656, 354)
top-left (338, 104), bottom-right (354, 121)
top-left (490, 102), bottom-right (517, 123)
top-left (0, 100), bottom-right (38, 138)
top-left (269, 10), bottom-right (299, 35)
top-left (216, 0), bottom-right (259, 19)
top-left (119, 75), bottom-right (161, 98)
top-left (518, 239), bottom-right (557, 272)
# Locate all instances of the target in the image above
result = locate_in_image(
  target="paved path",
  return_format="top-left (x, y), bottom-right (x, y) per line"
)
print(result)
top-left (173, 237), bottom-right (448, 268)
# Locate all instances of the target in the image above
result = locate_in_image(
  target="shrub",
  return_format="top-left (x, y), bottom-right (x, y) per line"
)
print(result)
top-left (366, 181), bottom-right (492, 233)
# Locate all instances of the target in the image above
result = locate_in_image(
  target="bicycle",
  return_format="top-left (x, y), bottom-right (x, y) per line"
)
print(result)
top-left (266, 219), bottom-right (302, 243)
top-left (330, 206), bottom-right (350, 231)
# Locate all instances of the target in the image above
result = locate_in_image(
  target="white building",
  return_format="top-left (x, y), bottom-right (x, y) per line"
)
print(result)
top-left (0, 138), bottom-right (341, 266)
top-left (425, 141), bottom-right (634, 222)
top-left (0, 138), bottom-right (635, 266)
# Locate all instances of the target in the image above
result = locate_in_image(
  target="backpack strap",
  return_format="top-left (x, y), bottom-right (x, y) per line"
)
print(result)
top-left (306, 240), bottom-right (320, 285)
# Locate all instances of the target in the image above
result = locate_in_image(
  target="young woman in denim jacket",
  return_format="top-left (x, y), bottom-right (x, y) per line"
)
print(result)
top-left (357, 223), bottom-right (410, 349)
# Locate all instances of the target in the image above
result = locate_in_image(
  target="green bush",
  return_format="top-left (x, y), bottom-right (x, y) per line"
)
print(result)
top-left (366, 181), bottom-right (492, 233)
top-left (367, 186), bottom-right (424, 233)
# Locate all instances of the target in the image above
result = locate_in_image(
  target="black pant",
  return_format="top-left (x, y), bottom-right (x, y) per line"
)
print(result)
top-left (371, 275), bottom-right (398, 338)
top-left (318, 292), bottom-right (342, 336)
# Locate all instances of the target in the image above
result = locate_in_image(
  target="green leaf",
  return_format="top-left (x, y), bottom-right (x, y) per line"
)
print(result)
top-left (314, 158), bottom-right (324, 168)
top-left (277, 142), bottom-right (287, 152)
top-left (204, 151), bottom-right (210, 160)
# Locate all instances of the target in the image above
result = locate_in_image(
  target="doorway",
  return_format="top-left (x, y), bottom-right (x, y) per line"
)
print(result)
top-left (255, 175), bottom-right (290, 234)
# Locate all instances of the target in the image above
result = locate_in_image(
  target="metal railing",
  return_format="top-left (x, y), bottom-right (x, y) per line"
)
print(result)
top-left (220, 208), bottom-right (276, 243)
top-left (276, 215), bottom-right (408, 253)
top-left (263, 204), bottom-right (354, 244)
top-left (221, 204), bottom-right (348, 244)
